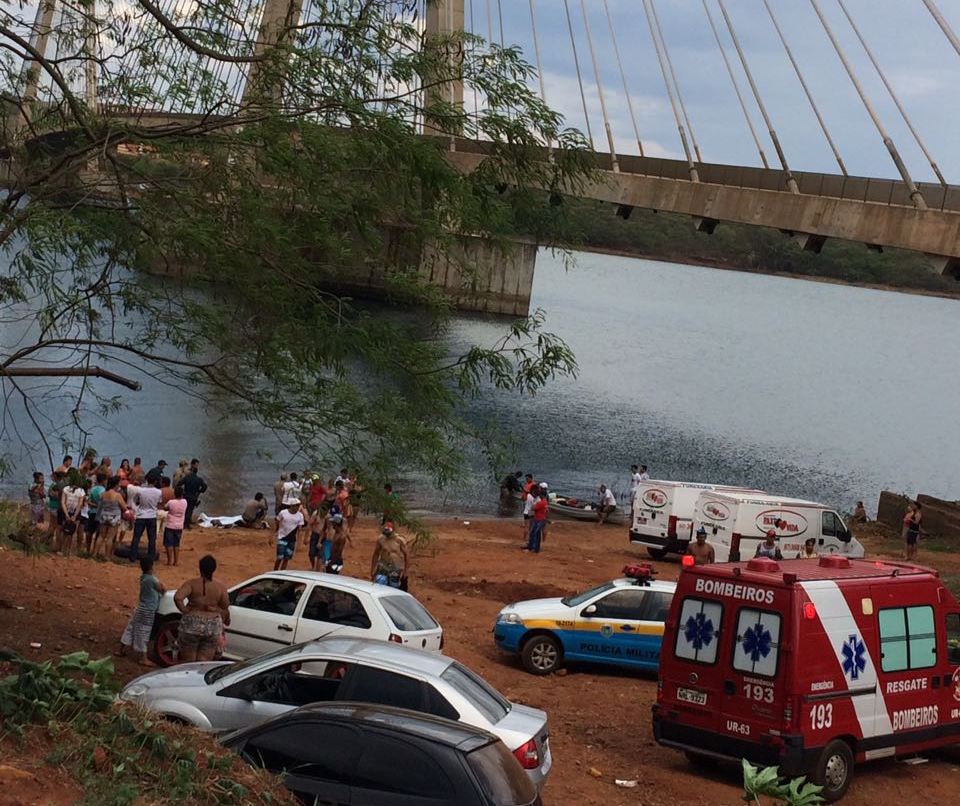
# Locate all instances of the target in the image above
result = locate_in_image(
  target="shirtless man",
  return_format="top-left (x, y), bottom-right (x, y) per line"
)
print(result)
top-left (370, 523), bottom-right (408, 588)
top-left (687, 527), bottom-right (715, 565)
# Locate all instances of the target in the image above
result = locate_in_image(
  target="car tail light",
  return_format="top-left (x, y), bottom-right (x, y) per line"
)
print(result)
top-left (388, 633), bottom-right (403, 644)
top-left (513, 739), bottom-right (540, 770)
top-left (667, 515), bottom-right (677, 537)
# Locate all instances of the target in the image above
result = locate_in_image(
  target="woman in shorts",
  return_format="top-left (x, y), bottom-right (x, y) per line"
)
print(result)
top-left (97, 476), bottom-right (126, 558)
top-left (174, 555), bottom-right (230, 663)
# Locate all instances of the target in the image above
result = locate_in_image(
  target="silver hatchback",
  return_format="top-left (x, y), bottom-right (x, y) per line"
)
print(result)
top-left (121, 637), bottom-right (553, 788)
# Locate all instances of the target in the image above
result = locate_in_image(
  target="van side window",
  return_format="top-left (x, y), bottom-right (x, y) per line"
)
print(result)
top-left (821, 512), bottom-right (839, 538)
top-left (674, 598), bottom-right (723, 665)
top-left (946, 614), bottom-right (960, 665)
top-left (732, 609), bottom-right (782, 677)
top-left (879, 606), bottom-right (937, 672)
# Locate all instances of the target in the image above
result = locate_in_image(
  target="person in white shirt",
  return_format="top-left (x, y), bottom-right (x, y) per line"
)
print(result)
top-left (597, 484), bottom-right (617, 524)
top-left (274, 498), bottom-right (305, 571)
top-left (131, 480), bottom-right (162, 562)
top-left (59, 481), bottom-right (86, 556)
top-left (638, 465), bottom-right (650, 482)
top-left (282, 472), bottom-right (303, 505)
top-left (630, 464), bottom-right (643, 495)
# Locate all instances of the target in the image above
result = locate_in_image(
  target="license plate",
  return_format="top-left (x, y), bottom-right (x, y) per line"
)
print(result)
top-left (677, 687), bottom-right (707, 706)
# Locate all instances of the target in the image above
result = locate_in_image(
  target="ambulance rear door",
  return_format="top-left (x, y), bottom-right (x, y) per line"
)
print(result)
top-left (631, 482), bottom-right (674, 540)
top-left (719, 588), bottom-right (792, 742)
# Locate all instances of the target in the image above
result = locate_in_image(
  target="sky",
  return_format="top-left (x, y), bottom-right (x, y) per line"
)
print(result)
top-left (472, 0), bottom-right (960, 183)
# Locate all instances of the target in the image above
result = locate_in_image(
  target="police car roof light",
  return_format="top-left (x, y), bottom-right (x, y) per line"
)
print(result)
top-left (622, 563), bottom-right (656, 585)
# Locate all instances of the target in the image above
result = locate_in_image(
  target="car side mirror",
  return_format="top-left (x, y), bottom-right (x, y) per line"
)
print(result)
top-left (582, 604), bottom-right (597, 617)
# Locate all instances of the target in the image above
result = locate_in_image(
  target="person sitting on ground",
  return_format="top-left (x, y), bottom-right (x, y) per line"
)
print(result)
top-left (597, 484), bottom-right (617, 524)
top-left (174, 555), bottom-right (230, 663)
top-left (240, 493), bottom-right (269, 529)
top-left (117, 557), bottom-right (166, 667)
top-left (274, 498), bottom-right (305, 571)
top-left (370, 523), bottom-right (409, 589)
top-left (852, 501), bottom-right (868, 524)
top-left (162, 486), bottom-right (188, 566)
top-left (688, 526), bottom-right (715, 565)
top-left (797, 537), bottom-right (819, 559)
top-left (755, 530), bottom-right (783, 561)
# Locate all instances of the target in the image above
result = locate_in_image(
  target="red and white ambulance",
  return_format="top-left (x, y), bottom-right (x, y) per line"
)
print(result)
top-left (654, 555), bottom-right (960, 800)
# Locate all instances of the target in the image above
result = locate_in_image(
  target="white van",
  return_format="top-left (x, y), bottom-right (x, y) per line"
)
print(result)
top-left (629, 480), bottom-right (761, 559)
top-left (691, 490), bottom-right (865, 562)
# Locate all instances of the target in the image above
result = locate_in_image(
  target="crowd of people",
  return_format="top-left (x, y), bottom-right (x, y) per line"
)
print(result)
top-left (29, 451), bottom-right (208, 565)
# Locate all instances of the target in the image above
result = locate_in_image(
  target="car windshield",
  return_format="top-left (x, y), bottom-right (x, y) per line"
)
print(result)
top-left (440, 662), bottom-right (510, 724)
top-left (380, 595), bottom-right (438, 632)
top-left (561, 581), bottom-right (616, 607)
top-left (467, 742), bottom-right (538, 806)
top-left (204, 643), bottom-right (304, 684)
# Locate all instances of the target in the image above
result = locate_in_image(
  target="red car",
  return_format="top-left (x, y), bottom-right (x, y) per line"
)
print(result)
top-left (654, 555), bottom-right (960, 800)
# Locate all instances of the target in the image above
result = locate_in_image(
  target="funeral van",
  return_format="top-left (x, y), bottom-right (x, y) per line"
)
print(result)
top-left (691, 491), bottom-right (865, 563)
top-left (630, 481), bottom-right (761, 559)
top-left (654, 556), bottom-right (960, 800)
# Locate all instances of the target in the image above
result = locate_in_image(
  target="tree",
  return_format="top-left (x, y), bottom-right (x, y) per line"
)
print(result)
top-left (0, 0), bottom-right (592, 499)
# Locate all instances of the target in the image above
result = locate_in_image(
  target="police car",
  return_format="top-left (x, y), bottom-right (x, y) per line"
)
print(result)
top-left (494, 565), bottom-right (676, 675)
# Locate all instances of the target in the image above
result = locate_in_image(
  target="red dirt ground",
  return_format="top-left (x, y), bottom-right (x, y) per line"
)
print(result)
top-left (2, 517), bottom-right (959, 805)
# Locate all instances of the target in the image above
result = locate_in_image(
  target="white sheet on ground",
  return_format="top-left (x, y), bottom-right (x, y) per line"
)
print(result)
top-left (198, 513), bottom-right (244, 528)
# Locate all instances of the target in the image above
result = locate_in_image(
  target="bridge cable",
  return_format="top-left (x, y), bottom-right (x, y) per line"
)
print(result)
top-left (649, 0), bottom-right (702, 163)
top-left (716, 0), bottom-right (799, 194)
top-left (761, 0), bottom-right (847, 177)
top-left (602, 0), bottom-right (645, 157)
top-left (701, 0), bottom-right (768, 169)
top-left (562, 0), bottom-right (595, 149)
top-left (640, 0), bottom-right (697, 180)
top-left (921, 0), bottom-right (960, 59)
top-left (579, 0), bottom-right (619, 171)
top-left (485, 0), bottom-right (494, 47)
top-left (836, 0), bottom-right (946, 186)
top-left (807, 0), bottom-right (927, 209)
top-left (468, 0), bottom-right (479, 121)
top-left (527, 0), bottom-right (548, 106)
top-left (496, 0), bottom-right (504, 47)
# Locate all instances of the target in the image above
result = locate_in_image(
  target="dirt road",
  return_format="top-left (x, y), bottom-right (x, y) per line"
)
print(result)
top-left (2, 517), bottom-right (959, 805)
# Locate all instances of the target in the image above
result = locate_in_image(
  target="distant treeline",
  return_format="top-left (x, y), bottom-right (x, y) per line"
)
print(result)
top-left (560, 197), bottom-right (959, 295)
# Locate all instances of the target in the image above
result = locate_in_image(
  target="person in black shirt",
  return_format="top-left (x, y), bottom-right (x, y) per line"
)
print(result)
top-left (181, 468), bottom-right (208, 530)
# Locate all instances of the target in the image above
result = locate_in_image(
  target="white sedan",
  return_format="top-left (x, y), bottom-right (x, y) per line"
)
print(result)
top-left (151, 571), bottom-right (442, 665)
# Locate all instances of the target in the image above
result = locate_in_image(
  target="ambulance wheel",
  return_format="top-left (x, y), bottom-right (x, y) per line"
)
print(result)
top-left (812, 740), bottom-right (854, 802)
top-left (683, 751), bottom-right (718, 769)
top-left (521, 634), bottom-right (562, 675)
top-left (646, 548), bottom-right (668, 561)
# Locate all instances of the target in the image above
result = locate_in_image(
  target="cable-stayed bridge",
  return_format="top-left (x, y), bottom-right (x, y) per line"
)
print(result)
top-left (4, 0), bottom-right (960, 312)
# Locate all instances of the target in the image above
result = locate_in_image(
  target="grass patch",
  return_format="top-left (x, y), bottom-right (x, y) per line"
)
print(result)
top-left (941, 573), bottom-right (960, 599)
top-left (0, 650), bottom-right (294, 806)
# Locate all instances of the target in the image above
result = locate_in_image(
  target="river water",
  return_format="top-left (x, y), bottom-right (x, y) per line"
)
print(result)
top-left (2, 251), bottom-right (958, 516)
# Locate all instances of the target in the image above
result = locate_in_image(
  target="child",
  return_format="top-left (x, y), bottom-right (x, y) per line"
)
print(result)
top-left (118, 557), bottom-right (166, 666)
top-left (28, 472), bottom-right (46, 528)
top-left (307, 508), bottom-right (325, 572)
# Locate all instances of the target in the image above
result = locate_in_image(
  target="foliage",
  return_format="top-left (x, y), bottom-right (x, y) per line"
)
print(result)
top-left (742, 760), bottom-right (823, 806)
top-left (562, 198), bottom-right (957, 294)
top-left (0, 1), bottom-right (593, 487)
top-left (0, 650), bottom-right (116, 736)
top-left (0, 650), bottom-right (293, 804)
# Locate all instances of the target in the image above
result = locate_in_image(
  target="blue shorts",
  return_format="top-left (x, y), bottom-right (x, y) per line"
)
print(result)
top-left (163, 528), bottom-right (182, 548)
top-left (276, 537), bottom-right (296, 560)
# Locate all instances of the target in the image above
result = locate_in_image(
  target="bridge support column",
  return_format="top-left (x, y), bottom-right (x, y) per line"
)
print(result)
top-left (926, 254), bottom-right (960, 279)
top-left (419, 236), bottom-right (535, 316)
top-left (241, 0), bottom-right (305, 105)
top-left (424, 0), bottom-right (465, 133)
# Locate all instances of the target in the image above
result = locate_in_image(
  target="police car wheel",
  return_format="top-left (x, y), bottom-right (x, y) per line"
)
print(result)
top-left (646, 548), bottom-right (668, 561)
top-left (812, 740), bottom-right (854, 802)
top-left (521, 634), bottom-right (561, 675)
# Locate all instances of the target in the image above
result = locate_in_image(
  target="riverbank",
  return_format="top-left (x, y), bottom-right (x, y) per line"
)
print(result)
top-left (580, 243), bottom-right (960, 302)
top-left (2, 516), bottom-right (959, 804)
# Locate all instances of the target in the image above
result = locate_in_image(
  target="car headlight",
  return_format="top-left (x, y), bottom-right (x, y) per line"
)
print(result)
top-left (120, 683), bottom-right (149, 703)
top-left (497, 612), bottom-right (523, 625)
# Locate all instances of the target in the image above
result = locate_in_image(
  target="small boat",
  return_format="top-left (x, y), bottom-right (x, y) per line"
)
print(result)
top-left (548, 494), bottom-right (627, 526)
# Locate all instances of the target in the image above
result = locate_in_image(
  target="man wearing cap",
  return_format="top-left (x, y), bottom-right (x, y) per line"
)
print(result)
top-left (145, 460), bottom-right (168, 486)
top-left (755, 530), bottom-right (783, 561)
top-left (274, 498), bottom-right (305, 571)
top-left (370, 523), bottom-right (409, 588)
top-left (687, 526), bottom-right (715, 565)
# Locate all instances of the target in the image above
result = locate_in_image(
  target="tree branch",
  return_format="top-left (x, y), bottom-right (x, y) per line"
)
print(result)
top-left (0, 366), bottom-right (142, 391)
